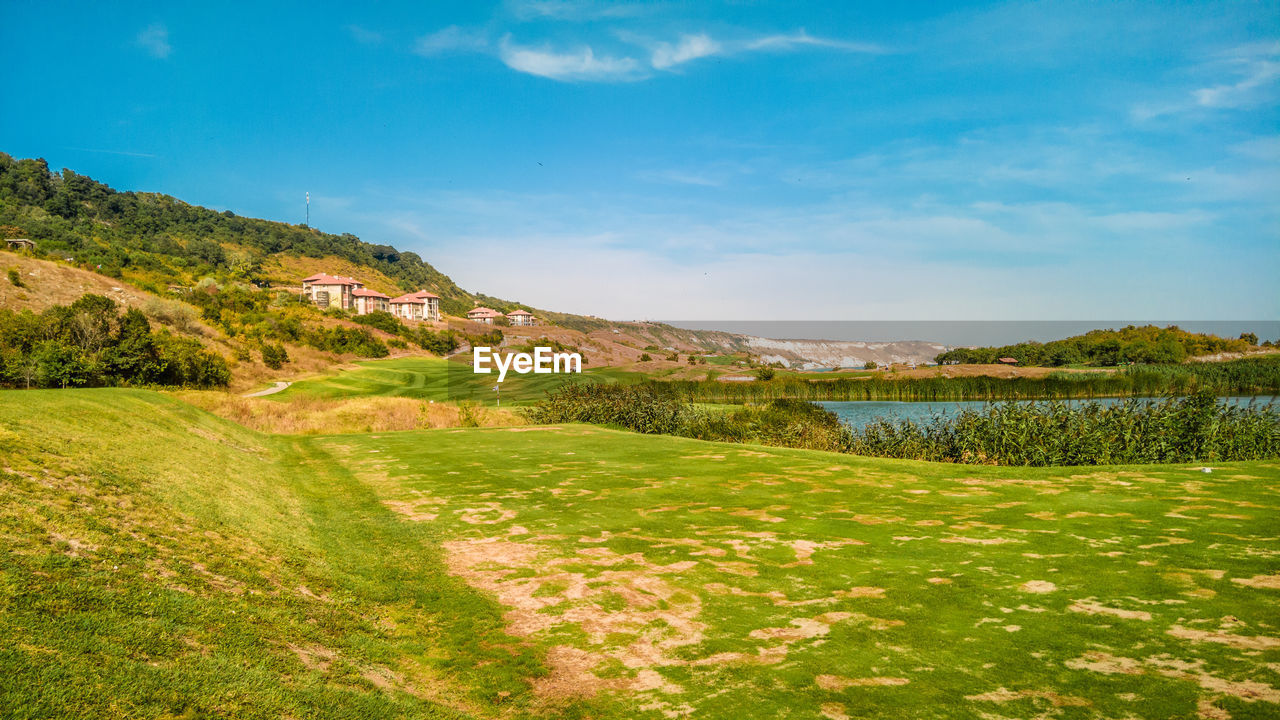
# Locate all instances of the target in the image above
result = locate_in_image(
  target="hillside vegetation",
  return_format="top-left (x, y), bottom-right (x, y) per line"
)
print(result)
top-left (935, 324), bottom-right (1266, 367)
top-left (3, 389), bottom-right (1279, 718)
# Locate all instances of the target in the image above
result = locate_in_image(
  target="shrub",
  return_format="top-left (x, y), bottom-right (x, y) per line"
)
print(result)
top-left (261, 342), bottom-right (289, 369)
top-left (7, 268), bottom-right (23, 287)
top-left (639, 353), bottom-right (652, 362)
top-left (142, 297), bottom-right (199, 334)
top-left (350, 310), bottom-right (405, 336)
top-left (755, 367), bottom-right (776, 381)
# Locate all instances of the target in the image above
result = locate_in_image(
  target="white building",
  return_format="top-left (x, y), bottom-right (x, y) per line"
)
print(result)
top-left (506, 309), bottom-right (536, 326)
top-left (389, 290), bottom-right (441, 322)
top-left (466, 307), bottom-right (502, 324)
top-left (352, 288), bottom-right (391, 315)
top-left (302, 273), bottom-right (363, 310)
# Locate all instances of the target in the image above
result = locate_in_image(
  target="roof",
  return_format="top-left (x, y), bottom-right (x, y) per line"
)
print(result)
top-left (352, 288), bottom-right (390, 298)
top-left (998, 357), bottom-right (1019, 363)
top-left (506, 309), bottom-right (533, 316)
top-left (302, 273), bottom-right (362, 286)
top-left (389, 289), bottom-right (440, 304)
top-left (467, 307), bottom-right (501, 318)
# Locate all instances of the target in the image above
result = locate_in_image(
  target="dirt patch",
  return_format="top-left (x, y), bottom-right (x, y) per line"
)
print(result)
top-left (1168, 625), bottom-right (1280, 651)
top-left (816, 674), bottom-right (910, 690)
top-left (459, 503), bottom-right (517, 525)
top-left (820, 702), bottom-right (850, 720)
top-left (1232, 574), bottom-right (1280, 589)
top-left (1019, 580), bottom-right (1057, 593)
top-left (384, 498), bottom-right (441, 522)
top-left (443, 538), bottom-right (706, 693)
top-left (1067, 652), bottom-right (1280, 704)
top-left (289, 643), bottom-right (337, 672)
top-left (1068, 599), bottom-right (1152, 621)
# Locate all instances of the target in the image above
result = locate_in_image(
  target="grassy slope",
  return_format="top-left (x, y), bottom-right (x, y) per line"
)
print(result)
top-left (276, 356), bottom-right (646, 406)
top-left (0, 390), bottom-right (568, 719)
top-left (3, 389), bottom-right (1279, 719)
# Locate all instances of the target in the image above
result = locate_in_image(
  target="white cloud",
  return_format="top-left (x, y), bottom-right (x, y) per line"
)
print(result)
top-left (414, 26), bottom-right (489, 56)
top-left (1133, 42), bottom-right (1280, 120)
top-left (136, 23), bottom-right (171, 59)
top-left (498, 36), bottom-right (642, 81)
top-left (651, 33), bottom-right (721, 70)
top-left (745, 30), bottom-right (884, 54)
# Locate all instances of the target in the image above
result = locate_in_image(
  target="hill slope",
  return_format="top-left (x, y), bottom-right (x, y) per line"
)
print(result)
top-left (3, 388), bottom-right (1279, 718)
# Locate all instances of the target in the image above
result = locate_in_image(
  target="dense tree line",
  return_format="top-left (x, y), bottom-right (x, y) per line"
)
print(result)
top-left (0, 153), bottom-right (481, 315)
top-left (934, 325), bottom-right (1256, 367)
top-left (0, 294), bottom-right (230, 388)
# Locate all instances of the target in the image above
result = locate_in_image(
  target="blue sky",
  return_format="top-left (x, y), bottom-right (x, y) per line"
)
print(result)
top-left (1, 0), bottom-right (1277, 320)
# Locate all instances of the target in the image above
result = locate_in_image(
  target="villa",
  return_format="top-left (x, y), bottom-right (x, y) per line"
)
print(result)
top-left (301, 273), bottom-right (363, 310)
top-left (466, 307), bottom-right (501, 324)
top-left (352, 287), bottom-right (391, 315)
top-left (390, 290), bottom-right (441, 322)
top-left (506, 309), bottom-right (536, 326)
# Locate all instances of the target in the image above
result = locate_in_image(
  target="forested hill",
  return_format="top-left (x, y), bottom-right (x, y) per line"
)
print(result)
top-left (935, 325), bottom-right (1267, 367)
top-left (0, 152), bottom-right (520, 318)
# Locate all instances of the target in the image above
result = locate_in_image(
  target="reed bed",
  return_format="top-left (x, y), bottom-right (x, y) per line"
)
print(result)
top-left (529, 385), bottom-right (1279, 466)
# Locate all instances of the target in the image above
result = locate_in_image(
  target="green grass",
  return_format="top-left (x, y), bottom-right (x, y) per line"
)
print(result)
top-left (3, 388), bottom-right (1280, 718)
top-left (276, 356), bottom-right (645, 406)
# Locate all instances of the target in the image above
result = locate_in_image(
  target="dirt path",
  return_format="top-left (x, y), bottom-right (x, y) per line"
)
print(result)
top-left (243, 381), bottom-right (292, 397)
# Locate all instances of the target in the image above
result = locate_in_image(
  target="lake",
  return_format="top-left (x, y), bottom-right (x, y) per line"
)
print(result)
top-left (818, 396), bottom-right (1279, 431)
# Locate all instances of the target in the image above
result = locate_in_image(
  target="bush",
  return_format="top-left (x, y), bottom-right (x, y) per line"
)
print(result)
top-left (639, 353), bottom-right (652, 362)
top-left (7, 268), bottom-right (23, 287)
top-left (142, 296), bottom-right (199, 333)
top-left (755, 367), bottom-right (776, 381)
top-left (261, 342), bottom-right (289, 369)
top-left (350, 310), bottom-right (405, 336)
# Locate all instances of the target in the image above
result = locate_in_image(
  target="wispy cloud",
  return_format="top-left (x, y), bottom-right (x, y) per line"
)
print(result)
top-left (136, 23), bottom-right (171, 59)
top-left (745, 30), bottom-right (884, 55)
top-left (650, 33), bottom-right (720, 70)
top-left (1133, 42), bottom-right (1280, 120)
top-left (346, 25), bottom-right (383, 45)
top-left (498, 36), bottom-right (642, 81)
top-left (414, 25), bottom-right (489, 56)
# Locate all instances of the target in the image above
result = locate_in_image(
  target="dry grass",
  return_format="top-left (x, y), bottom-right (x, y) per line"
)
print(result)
top-left (171, 391), bottom-right (527, 434)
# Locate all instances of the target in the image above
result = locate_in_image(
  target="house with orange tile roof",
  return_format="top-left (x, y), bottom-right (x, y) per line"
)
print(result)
top-left (301, 273), bottom-right (363, 310)
top-left (506, 309), bottom-right (536, 326)
top-left (466, 307), bottom-right (501, 324)
top-left (352, 287), bottom-right (391, 315)
top-left (390, 290), bottom-right (441, 322)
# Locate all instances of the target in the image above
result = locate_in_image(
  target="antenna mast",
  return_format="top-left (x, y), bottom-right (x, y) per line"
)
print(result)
top-left (305, 192), bottom-right (310, 227)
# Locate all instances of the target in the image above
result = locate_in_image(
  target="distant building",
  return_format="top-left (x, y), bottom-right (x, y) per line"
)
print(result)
top-left (352, 287), bottom-right (391, 315)
top-left (467, 307), bottom-right (501, 324)
top-left (506, 309), bottom-right (536, 326)
top-left (998, 357), bottom-right (1019, 364)
top-left (302, 273), bottom-right (363, 310)
top-left (390, 290), bottom-right (441, 322)
top-left (5, 238), bottom-right (35, 251)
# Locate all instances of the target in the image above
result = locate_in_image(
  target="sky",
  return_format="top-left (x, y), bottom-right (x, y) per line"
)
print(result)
top-left (1, 0), bottom-right (1277, 322)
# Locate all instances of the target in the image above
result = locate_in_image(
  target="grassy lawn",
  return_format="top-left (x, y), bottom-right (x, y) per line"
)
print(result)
top-left (3, 388), bottom-right (1279, 718)
top-left (276, 356), bottom-right (645, 406)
